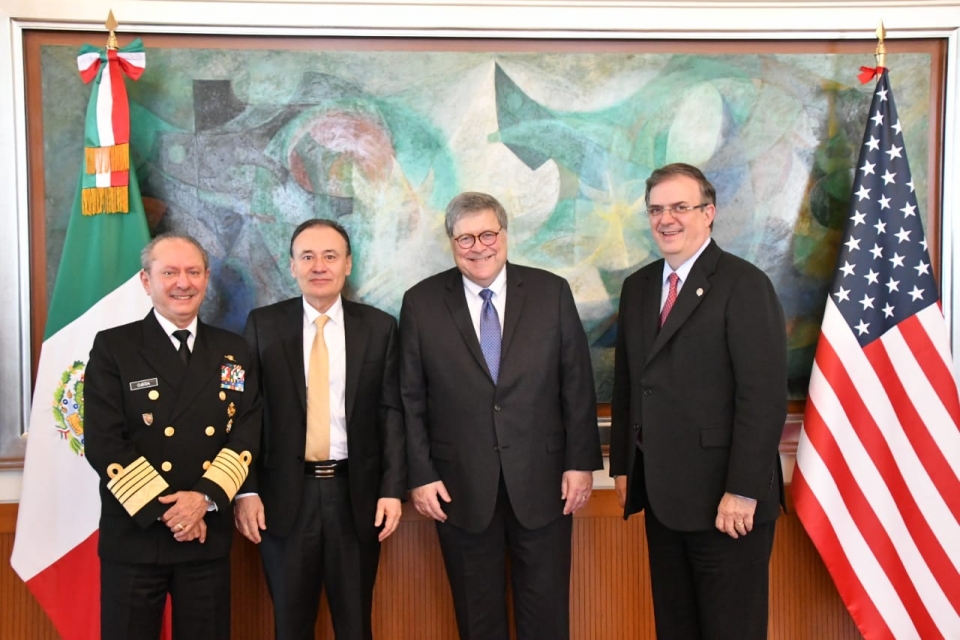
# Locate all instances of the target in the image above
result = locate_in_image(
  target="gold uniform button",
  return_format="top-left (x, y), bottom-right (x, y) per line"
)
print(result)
top-left (219, 391), bottom-right (226, 401)
top-left (205, 426), bottom-right (215, 436)
top-left (164, 426), bottom-right (175, 437)
top-left (148, 390), bottom-right (160, 400)
top-left (161, 461), bottom-right (172, 472)
top-left (202, 460), bottom-right (211, 470)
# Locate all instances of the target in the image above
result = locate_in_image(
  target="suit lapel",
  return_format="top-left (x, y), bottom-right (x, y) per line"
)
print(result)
top-left (444, 269), bottom-right (491, 380)
top-left (645, 241), bottom-right (721, 366)
top-left (500, 263), bottom-right (524, 361)
top-left (281, 298), bottom-right (308, 415)
top-left (639, 266), bottom-right (662, 364)
top-left (342, 300), bottom-right (368, 426)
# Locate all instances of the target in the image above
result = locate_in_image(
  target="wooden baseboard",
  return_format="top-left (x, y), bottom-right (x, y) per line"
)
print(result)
top-left (0, 491), bottom-right (862, 639)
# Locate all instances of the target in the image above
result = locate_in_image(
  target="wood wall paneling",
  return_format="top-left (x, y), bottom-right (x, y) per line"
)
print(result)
top-left (0, 493), bottom-right (863, 639)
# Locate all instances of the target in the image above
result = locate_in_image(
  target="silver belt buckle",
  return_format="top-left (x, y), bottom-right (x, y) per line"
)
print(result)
top-left (315, 463), bottom-right (336, 478)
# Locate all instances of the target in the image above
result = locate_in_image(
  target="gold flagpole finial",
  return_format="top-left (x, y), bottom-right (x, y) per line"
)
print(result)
top-left (105, 10), bottom-right (119, 50)
top-left (875, 20), bottom-right (887, 69)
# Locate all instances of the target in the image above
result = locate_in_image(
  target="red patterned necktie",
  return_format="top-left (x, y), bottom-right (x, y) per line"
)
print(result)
top-left (659, 273), bottom-right (680, 327)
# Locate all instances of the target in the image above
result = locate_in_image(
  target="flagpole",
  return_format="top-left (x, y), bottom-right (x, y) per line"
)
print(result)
top-left (874, 21), bottom-right (886, 70)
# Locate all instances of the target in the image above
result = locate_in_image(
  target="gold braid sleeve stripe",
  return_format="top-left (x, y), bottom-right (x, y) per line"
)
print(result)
top-left (201, 449), bottom-right (251, 502)
top-left (105, 456), bottom-right (169, 518)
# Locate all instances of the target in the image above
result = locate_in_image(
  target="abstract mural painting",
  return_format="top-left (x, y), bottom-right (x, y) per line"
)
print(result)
top-left (37, 41), bottom-right (935, 400)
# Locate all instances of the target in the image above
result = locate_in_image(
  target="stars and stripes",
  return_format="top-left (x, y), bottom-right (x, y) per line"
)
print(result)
top-left (793, 69), bottom-right (960, 639)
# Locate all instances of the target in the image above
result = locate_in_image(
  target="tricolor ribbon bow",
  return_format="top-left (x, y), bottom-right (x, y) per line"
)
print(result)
top-left (75, 39), bottom-right (146, 215)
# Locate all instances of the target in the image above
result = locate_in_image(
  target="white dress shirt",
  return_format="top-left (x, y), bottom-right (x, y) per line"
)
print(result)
top-left (153, 312), bottom-right (198, 353)
top-left (302, 295), bottom-right (348, 461)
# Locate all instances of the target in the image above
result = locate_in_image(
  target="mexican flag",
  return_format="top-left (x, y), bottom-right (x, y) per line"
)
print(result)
top-left (10, 39), bottom-right (151, 639)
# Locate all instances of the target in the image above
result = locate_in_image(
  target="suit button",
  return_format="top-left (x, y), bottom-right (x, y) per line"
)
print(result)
top-left (164, 426), bottom-right (175, 437)
top-left (643, 389), bottom-right (652, 396)
top-left (161, 461), bottom-right (172, 472)
top-left (205, 426), bottom-right (215, 436)
top-left (493, 445), bottom-right (499, 452)
top-left (494, 404), bottom-right (502, 412)
top-left (632, 423), bottom-right (641, 431)
top-left (202, 460), bottom-right (211, 470)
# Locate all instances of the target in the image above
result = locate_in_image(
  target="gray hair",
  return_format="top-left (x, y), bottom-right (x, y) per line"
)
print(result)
top-left (444, 192), bottom-right (509, 237)
top-left (141, 232), bottom-right (210, 272)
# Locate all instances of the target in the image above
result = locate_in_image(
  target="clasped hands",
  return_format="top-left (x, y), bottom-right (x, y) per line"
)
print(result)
top-left (159, 491), bottom-right (208, 543)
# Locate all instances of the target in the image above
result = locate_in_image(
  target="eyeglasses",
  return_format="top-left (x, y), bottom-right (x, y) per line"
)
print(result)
top-left (453, 228), bottom-right (502, 249)
top-left (646, 203), bottom-right (709, 218)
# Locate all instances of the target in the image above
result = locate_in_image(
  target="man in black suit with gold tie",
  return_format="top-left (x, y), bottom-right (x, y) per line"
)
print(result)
top-left (401, 192), bottom-right (603, 640)
top-left (235, 219), bottom-right (405, 640)
top-left (610, 163), bottom-right (788, 639)
top-left (85, 232), bottom-right (262, 640)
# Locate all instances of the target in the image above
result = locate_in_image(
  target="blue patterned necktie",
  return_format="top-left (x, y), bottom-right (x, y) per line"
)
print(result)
top-left (479, 289), bottom-right (501, 383)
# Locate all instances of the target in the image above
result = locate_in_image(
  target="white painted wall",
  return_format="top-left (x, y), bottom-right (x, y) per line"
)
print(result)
top-left (2, 0), bottom-right (959, 502)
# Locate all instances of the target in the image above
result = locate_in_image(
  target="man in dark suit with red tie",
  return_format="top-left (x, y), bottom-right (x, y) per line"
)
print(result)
top-left (610, 163), bottom-right (788, 639)
top-left (401, 192), bottom-right (603, 640)
top-left (235, 219), bottom-right (405, 640)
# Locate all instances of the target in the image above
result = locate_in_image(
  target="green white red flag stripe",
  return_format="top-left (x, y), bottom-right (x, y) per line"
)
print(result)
top-left (11, 40), bottom-right (152, 640)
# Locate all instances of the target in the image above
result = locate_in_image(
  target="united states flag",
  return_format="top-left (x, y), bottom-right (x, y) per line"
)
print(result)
top-left (792, 69), bottom-right (960, 639)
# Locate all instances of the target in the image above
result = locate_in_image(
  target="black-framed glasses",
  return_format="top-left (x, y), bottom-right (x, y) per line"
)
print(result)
top-left (646, 203), bottom-right (709, 218)
top-left (453, 227), bottom-right (502, 249)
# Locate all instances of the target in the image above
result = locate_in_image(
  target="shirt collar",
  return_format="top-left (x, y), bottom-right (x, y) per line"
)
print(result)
top-left (153, 310), bottom-right (198, 339)
top-left (462, 264), bottom-right (507, 298)
top-left (302, 294), bottom-right (344, 327)
top-left (662, 237), bottom-right (712, 285)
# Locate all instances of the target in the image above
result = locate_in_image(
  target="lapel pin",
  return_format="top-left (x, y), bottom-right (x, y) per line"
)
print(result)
top-left (227, 402), bottom-right (236, 418)
top-left (696, 288), bottom-right (704, 297)
top-left (142, 413), bottom-right (154, 426)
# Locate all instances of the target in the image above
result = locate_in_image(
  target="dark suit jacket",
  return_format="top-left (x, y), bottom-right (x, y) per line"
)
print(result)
top-left (85, 310), bottom-right (262, 563)
top-left (610, 240), bottom-right (787, 532)
top-left (401, 263), bottom-right (602, 533)
top-left (242, 297), bottom-right (405, 541)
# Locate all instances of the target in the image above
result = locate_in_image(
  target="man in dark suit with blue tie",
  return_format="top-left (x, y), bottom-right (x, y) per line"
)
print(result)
top-left (401, 192), bottom-right (603, 640)
top-left (610, 163), bottom-right (788, 639)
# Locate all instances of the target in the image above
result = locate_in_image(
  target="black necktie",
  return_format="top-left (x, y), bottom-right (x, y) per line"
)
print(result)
top-left (172, 329), bottom-right (191, 365)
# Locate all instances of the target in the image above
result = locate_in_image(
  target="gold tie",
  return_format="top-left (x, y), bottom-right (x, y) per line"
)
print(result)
top-left (305, 315), bottom-right (331, 461)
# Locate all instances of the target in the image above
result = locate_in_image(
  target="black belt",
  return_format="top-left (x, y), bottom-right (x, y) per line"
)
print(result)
top-left (304, 459), bottom-right (348, 478)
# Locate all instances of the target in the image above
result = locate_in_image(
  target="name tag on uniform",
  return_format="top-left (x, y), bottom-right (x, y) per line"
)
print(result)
top-left (129, 378), bottom-right (159, 391)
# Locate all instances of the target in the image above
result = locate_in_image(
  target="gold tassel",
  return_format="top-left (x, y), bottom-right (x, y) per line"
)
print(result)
top-left (82, 186), bottom-right (129, 215)
top-left (84, 143), bottom-right (130, 174)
